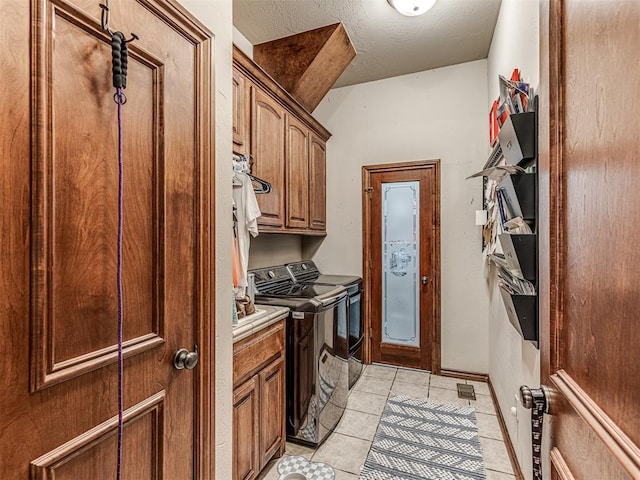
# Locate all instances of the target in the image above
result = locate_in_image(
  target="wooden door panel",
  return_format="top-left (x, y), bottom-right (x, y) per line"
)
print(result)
top-left (539, 1), bottom-right (640, 478)
top-left (285, 115), bottom-right (309, 229)
top-left (309, 134), bottom-right (327, 231)
top-left (252, 89), bottom-right (285, 227)
top-left (561, 0), bottom-right (640, 446)
top-left (551, 401), bottom-right (633, 480)
top-left (0, 0), bottom-right (213, 477)
top-left (32, 0), bottom-right (165, 390)
top-left (31, 392), bottom-right (165, 479)
top-left (259, 357), bottom-right (285, 468)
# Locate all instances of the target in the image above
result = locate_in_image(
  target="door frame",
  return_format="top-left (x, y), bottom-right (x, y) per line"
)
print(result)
top-left (361, 160), bottom-right (441, 374)
top-left (157, 2), bottom-right (217, 477)
top-left (183, 4), bottom-right (216, 478)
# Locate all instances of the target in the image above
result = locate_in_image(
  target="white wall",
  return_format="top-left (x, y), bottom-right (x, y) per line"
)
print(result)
top-left (313, 61), bottom-right (490, 373)
top-left (248, 234), bottom-right (303, 269)
top-left (233, 25), bottom-right (253, 58)
top-left (177, 1), bottom-right (233, 478)
top-left (486, 1), bottom-right (540, 479)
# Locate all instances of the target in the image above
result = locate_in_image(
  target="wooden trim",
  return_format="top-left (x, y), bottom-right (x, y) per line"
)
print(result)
top-left (487, 378), bottom-right (525, 480)
top-left (431, 159), bottom-right (441, 375)
top-left (361, 160), bottom-right (441, 372)
top-left (550, 370), bottom-right (640, 478)
top-left (362, 169), bottom-right (372, 365)
top-left (539, 0), bottom-right (566, 384)
top-left (440, 369), bottom-right (488, 383)
top-left (362, 160), bottom-right (440, 173)
top-left (233, 45), bottom-right (331, 142)
top-left (196, 28), bottom-right (215, 480)
top-left (144, 0), bottom-right (213, 41)
top-left (258, 226), bottom-right (327, 237)
top-left (550, 447), bottom-right (576, 480)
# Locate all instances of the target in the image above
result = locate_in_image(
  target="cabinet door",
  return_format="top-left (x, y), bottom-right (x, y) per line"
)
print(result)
top-left (309, 133), bottom-right (327, 231)
top-left (232, 67), bottom-right (249, 155)
top-left (258, 357), bottom-right (285, 469)
top-left (286, 115), bottom-right (310, 229)
top-left (252, 88), bottom-right (285, 227)
top-left (233, 376), bottom-right (260, 480)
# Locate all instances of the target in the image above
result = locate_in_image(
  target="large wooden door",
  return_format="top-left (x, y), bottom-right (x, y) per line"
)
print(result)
top-left (0, 0), bottom-right (213, 478)
top-left (537, 1), bottom-right (640, 478)
top-left (363, 161), bottom-right (440, 372)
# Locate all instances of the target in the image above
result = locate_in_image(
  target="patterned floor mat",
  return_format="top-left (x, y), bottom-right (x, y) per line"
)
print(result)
top-left (360, 396), bottom-right (486, 480)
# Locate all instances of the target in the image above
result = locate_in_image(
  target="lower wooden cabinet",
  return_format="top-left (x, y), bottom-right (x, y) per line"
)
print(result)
top-left (258, 358), bottom-right (285, 468)
top-left (233, 320), bottom-right (286, 480)
top-left (233, 376), bottom-right (260, 480)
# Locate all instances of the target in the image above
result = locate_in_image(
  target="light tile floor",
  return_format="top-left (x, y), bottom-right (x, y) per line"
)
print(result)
top-left (257, 364), bottom-right (515, 480)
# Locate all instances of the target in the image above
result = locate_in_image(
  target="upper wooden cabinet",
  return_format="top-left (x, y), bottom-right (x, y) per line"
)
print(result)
top-left (252, 88), bottom-right (286, 228)
top-left (286, 115), bottom-right (310, 229)
top-left (232, 67), bottom-right (250, 155)
top-left (309, 133), bottom-right (327, 231)
top-left (233, 45), bottom-right (331, 235)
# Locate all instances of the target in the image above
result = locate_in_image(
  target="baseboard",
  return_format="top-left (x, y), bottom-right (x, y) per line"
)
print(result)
top-left (487, 377), bottom-right (525, 480)
top-left (440, 368), bottom-right (488, 383)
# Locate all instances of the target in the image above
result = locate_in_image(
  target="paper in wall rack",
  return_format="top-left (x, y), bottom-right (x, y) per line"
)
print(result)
top-left (497, 173), bottom-right (536, 221)
top-left (499, 287), bottom-right (538, 347)
top-left (498, 112), bottom-right (536, 167)
top-left (498, 233), bottom-right (536, 281)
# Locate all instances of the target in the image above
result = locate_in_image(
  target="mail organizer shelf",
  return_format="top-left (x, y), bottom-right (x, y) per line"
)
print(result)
top-left (499, 287), bottom-right (538, 346)
top-left (498, 173), bottom-right (535, 221)
top-left (499, 112), bottom-right (536, 166)
top-left (498, 233), bottom-right (536, 282)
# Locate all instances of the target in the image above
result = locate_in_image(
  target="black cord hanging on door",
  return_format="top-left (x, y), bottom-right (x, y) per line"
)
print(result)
top-left (98, 2), bottom-right (137, 479)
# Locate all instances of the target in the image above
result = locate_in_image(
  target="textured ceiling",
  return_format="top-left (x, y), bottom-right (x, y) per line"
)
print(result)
top-left (233, 0), bottom-right (502, 87)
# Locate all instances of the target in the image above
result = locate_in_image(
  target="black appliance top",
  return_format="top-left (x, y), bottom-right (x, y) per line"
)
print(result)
top-left (286, 261), bottom-right (362, 290)
top-left (249, 265), bottom-right (348, 312)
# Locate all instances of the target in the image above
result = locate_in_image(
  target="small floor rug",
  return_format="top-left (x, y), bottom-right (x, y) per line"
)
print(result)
top-left (359, 396), bottom-right (486, 480)
top-left (277, 455), bottom-right (335, 480)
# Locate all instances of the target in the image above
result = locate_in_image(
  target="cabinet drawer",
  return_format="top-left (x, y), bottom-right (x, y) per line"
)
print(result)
top-left (233, 320), bottom-right (285, 387)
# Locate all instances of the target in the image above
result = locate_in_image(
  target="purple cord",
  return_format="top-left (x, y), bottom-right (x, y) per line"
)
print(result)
top-left (116, 87), bottom-right (125, 480)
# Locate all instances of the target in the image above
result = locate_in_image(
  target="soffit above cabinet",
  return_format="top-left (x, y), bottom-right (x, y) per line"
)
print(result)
top-left (233, 45), bottom-right (331, 142)
top-left (253, 23), bottom-right (356, 112)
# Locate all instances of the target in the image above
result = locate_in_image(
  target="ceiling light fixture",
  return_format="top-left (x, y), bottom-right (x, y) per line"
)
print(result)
top-left (387, 0), bottom-right (437, 17)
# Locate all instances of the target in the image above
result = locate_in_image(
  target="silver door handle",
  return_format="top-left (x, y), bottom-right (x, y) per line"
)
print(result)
top-left (174, 345), bottom-right (199, 370)
top-left (421, 276), bottom-right (429, 285)
top-left (519, 385), bottom-right (551, 412)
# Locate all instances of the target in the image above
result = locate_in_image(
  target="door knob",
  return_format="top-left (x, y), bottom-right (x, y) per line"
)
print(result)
top-left (520, 384), bottom-right (551, 480)
top-left (173, 345), bottom-right (199, 370)
top-left (519, 385), bottom-right (550, 413)
top-left (421, 276), bottom-right (429, 285)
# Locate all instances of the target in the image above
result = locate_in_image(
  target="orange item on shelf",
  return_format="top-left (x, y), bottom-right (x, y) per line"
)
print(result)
top-left (232, 235), bottom-right (240, 288)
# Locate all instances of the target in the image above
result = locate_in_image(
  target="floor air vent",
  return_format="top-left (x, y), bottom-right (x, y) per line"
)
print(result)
top-left (456, 383), bottom-right (476, 400)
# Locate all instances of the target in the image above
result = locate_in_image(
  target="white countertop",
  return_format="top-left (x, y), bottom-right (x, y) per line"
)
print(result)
top-left (232, 304), bottom-right (289, 343)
